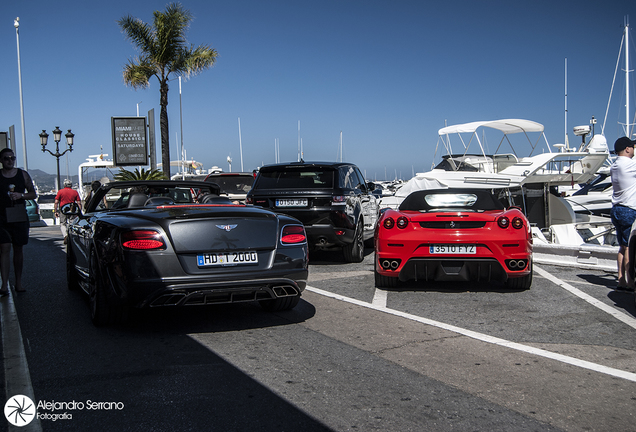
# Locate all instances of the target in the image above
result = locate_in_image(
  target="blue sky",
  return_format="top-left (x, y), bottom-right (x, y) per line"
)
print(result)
top-left (0, 0), bottom-right (634, 181)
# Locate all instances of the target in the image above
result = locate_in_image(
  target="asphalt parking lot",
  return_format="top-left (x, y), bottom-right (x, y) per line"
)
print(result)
top-left (2, 225), bottom-right (635, 431)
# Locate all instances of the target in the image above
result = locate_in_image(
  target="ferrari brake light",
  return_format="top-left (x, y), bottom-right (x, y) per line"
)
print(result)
top-left (383, 217), bottom-right (395, 229)
top-left (397, 216), bottom-right (408, 229)
top-left (281, 225), bottom-right (306, 244)
top-left (497, 216), bottom-right (510, 229)
top-left (122, 230), bottom-right (166, 250)
top-left (512, 217), bottom-right (524, 229)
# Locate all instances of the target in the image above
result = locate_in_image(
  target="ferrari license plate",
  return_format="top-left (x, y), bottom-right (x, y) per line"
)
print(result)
top-left (430, 244), bottom-right (476, 254)
top-left (276, 198), bottom-right (308, 207)
top-left (197, 251), bottom-right (258, 267)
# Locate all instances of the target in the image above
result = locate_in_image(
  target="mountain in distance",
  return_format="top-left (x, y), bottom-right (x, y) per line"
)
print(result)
top-left (29, 168), bottom-right (114, 193)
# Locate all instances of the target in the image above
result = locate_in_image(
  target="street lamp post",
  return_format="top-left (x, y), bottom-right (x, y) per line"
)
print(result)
top-left (40, 127), bottom-right (74, 190)
top-left (14, 17), bottom-right (28, 171)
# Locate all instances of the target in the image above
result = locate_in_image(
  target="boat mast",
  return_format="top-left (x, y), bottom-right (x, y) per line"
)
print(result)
top-left (565, 58), bottom-right (569, 149)
top-left (625, 17), bottom-right (631, 137)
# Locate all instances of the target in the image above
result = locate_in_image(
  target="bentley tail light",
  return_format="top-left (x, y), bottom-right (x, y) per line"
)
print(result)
top-left (511, 217), bottom-right (524, 229)
top-left (281, 225), bottom-right (306, 244)
top-left (122, 230), bottom-right (166, 250)
top-left (497, 216), bottom-right (510, 229)
top-left (383, 217), bottom-right (395, 229)
top-left (397, 216), bottom-right (409, 229)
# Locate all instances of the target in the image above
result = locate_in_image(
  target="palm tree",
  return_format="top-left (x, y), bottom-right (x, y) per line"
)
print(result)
top-left (113, 167), bottom-right (167, 181)
top-left (118, 3), bottom-right (217, 176)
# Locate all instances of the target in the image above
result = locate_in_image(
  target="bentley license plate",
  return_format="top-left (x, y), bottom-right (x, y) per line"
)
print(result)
top-left (276, 198), bottom-right (308, 207)
top-left (197, 251), bottom-right (258, 267)
top-left (429, 244), bottom-right (476, 254)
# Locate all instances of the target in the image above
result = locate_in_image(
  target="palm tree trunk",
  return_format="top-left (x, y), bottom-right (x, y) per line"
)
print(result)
top-left (160, 80), bottom-right (170, 177)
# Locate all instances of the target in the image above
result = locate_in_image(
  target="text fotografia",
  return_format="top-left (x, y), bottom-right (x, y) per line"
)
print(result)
top-left (36, 400), bottom-right (124, 421)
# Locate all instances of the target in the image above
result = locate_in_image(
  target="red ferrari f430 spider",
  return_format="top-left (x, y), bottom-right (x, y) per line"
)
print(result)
top-left (375, 188), bottom-right (533, 290)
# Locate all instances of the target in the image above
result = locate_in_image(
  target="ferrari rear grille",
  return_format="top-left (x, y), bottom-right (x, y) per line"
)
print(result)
top-left (418, 221), bottom-right (486, 229)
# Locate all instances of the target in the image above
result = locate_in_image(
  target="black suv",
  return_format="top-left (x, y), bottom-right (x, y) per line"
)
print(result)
top-left (246, 162), bottom-right (379, 262)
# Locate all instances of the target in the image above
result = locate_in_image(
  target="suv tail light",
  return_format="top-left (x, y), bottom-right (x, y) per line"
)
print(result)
top-left (281, 225), bottom-right (306, 244)
top-left (332, 195), bottom-right (346, 204)
top-left (246, 196), bottom-right (253, 204)
top-left (122, 230), bottom-right (166, 250)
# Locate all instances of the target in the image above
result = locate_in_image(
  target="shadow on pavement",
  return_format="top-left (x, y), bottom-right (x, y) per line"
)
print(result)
top-left (10, 227), bottom-right (335, 432)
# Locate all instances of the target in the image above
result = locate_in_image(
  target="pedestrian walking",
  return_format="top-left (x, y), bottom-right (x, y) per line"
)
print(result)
top-left (0, 148), bottom-right (37, 294)
top-left (54, 179), bottom-right (80, 244)
top-left (609, 136), bottom-right (636, 291)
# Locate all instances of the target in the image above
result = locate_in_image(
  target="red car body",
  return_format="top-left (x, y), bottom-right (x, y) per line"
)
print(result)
top-left (375, 188), bottom-right (533, 289)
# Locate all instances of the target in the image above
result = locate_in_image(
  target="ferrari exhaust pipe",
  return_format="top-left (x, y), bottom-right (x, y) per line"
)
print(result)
top-left (506, 259), bottom-right (527, 270)
top-left (381, 260), bottom-right (391, 269)
top-left (390, 260), bottom-right (399, 269)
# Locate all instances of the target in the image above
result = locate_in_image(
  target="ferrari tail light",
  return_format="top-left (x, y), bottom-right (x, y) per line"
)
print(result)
top-left (497, 216), bottom-right (510, 229)
top-left (396, 216), bottom-right (409, 229)
top-left (383, 217), bottom-right (395, 229)
top-left (511, 217), bottom-right (524, 229)
top-left (122, 230), bottom-right (166, 250)
top-left (281, 225), bottom-right (306, 244)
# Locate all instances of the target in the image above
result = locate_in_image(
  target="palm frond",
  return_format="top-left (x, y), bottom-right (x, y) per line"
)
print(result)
top-left (114, 168), bottom-right (167, 181)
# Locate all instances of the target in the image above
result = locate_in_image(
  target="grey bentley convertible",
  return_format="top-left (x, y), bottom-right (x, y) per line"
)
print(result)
top-left (63, 180), bottom-right (308, 326)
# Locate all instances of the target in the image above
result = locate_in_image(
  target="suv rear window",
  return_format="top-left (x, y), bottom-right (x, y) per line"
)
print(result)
top-left (256, 169), bottom-right (334, 189)
top-left (206, 174), bottom-right (254, 194)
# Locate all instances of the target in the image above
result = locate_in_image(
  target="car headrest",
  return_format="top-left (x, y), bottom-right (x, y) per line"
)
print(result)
top-left (200, 194), bottom-right (233, 205)
top-left (127, 193), bottom-right (149, 208)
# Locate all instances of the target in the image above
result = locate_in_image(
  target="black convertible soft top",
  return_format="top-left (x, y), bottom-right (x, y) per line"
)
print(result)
top-left (399, 188), bottom-right (505, 212)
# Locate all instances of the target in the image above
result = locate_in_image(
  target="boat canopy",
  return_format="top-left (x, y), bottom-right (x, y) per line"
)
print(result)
top-left (438, 119), bottom-right (544, 136)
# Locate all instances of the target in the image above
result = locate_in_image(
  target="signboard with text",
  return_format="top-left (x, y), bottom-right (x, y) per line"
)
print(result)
top-left (111, 117), bottom-right (148, 166)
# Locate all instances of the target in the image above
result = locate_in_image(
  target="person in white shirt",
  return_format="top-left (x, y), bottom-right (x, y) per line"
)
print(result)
top-left (610, 136), bottom-right (636, 291)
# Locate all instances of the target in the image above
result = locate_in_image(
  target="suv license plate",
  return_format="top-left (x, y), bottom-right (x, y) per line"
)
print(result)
top-left (197, 251), bottom-right (258, 267)
top-left (276, 198), bottom-right (308, 207)
top-left (430, 244), bottom-right (476, 254)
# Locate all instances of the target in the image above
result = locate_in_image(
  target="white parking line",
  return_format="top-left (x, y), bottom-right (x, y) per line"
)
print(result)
top-left (371, 286), bottom-right (387, 307)
top-left (306, 284), bottom-right (636, 383)
top-left (534, 265), bottom-right (636, 330)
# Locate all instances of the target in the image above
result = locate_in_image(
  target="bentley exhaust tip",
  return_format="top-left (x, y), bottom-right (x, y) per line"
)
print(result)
top-left (272, 285), bottom-right (299, 298)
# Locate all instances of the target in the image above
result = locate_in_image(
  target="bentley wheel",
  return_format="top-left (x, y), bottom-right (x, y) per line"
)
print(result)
top-left (343, 221), bottom-right (364, 263)
top-left (89, 251), bottom-right (127, 326)
top-left (259, 295), bottom-right (300, 312)
top-left (66, 243), bottom-right (79, 291)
